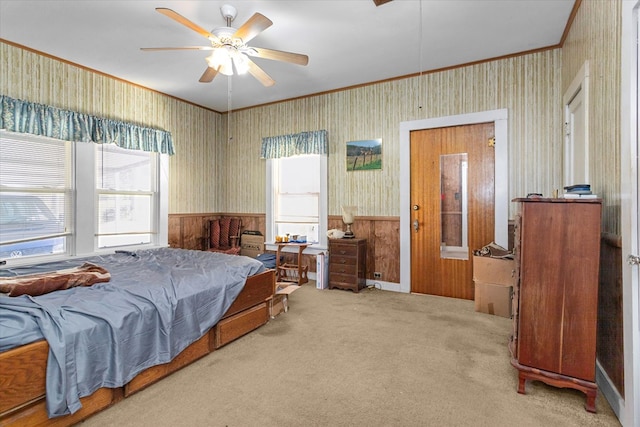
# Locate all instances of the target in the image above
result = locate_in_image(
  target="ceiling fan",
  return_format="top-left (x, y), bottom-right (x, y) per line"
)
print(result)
top-left (141, 5), bottom-right (309, 87)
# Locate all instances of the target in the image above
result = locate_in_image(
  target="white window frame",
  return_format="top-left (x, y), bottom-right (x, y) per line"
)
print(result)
top-left (0, 131), bottom-right (168, 266)
top-left (265, 155), bottom-right (328, 252)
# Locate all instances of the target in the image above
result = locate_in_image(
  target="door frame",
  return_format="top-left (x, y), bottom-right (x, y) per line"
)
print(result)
top-left (618, 1), bottom-right (640, 425)
top-left (399, 109), bottom-right (509, 294)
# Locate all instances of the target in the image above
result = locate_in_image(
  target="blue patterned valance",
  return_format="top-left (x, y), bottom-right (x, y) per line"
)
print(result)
top-left (0, 95), bottom-right (175, 155)
top-left (261, 129), bottom-right (328, 159)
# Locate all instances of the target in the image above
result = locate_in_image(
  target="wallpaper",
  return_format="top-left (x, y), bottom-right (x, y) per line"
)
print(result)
top-left (220, 49), bottom-right (564, 220)
top-left (0, 41), bottom-right (221, 215)
top-left (561, 0), bottom-right (621, 234)
top-left (0, 0), bottom-right (622, 236)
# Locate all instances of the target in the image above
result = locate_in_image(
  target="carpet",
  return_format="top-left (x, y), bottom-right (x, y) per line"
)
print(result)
top-left (84, 283), bottom-right (620, 426)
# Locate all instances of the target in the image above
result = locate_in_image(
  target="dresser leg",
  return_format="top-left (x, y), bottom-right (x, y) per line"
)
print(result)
top-left (517, 372), bottom-right (527, 394)
top-left (585, 389), bottom-right (597, 413)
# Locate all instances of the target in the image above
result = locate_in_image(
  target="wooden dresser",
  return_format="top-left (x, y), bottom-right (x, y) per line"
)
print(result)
top-left (510, 198), bottom-right (602, 412)
top-left (328, 238), bottom-right (367, 293)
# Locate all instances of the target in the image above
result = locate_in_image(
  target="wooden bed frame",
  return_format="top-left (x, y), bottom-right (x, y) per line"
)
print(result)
top-left (0, 268), bottom-right (275, 427)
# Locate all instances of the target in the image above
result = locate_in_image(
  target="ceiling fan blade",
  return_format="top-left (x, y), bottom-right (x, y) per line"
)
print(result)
top-left (156, 8), bottom-right (220, 43)
top-left (251, 47), bottom-right (308, 66)
top-left (141, 46), bottom-right (214, 52)
top-left (246, 59), bottom-right (275, 87)
top-left (233, 13), bottom-right (273, 43)
top-left (199, 67), bottom-right (219, 83)
top-left (373, 0), bottom-right (393, 5)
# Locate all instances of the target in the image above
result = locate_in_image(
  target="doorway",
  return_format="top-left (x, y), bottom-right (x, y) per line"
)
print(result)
top-left (409, 122), bottom-right (495, 298)
top-left (399, 109), bottom-right (509, 295)
top-left (619, 1), bottom-right (640, 426)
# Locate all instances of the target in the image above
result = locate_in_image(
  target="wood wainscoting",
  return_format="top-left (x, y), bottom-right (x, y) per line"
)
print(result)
top-left (328, 215), bottom-right (400, 283)
top-left (168, 213), bottom-right (401, 283)
top-left (169, 213), bottom-right (266, 251)
top-left (597, 233), bottom-right (624, 397)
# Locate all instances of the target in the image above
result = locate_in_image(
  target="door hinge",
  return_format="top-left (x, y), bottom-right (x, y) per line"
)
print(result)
top-left (564, 122), bottom-right (571, 136)
top-left (488, 137), bottom-right (495, 147)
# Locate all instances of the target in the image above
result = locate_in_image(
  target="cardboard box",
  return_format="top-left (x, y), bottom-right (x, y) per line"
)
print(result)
top-left (474, 281), bottom-right (513, 318)
top-left (270, 283), bottom-right (301, 318)
top-left (472, 255), bottom-right (516, 286)
top-left (241, 234), bottom-right (264, 258)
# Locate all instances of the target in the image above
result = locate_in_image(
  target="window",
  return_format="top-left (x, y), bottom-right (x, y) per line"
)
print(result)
top-left (266, 154), bottom-right (327, 248)
top-left (0, 131), bottom-right (168, 264)
top-left (96, 144), bottom-right (156, 248)
top-left (0, 133), bottom-right (70, 259)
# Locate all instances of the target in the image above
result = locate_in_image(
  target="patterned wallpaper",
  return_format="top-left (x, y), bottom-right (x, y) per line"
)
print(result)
top-left (0, 41), bottom-right (222, 215)
top-left (220, 49), bottom-right (564, 219)
top-left (0, 0), bottom-right (622, 235)
top-left (561, 0), bottom-right (621, 234)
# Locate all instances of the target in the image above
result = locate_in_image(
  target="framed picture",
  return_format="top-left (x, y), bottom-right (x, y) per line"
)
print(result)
top-left (346, 139), bottom-right (382, 171)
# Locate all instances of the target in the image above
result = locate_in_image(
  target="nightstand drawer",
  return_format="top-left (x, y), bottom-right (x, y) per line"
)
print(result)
top-left (329, 272), bottom-right (358, 285)
top-left (330, 254), bottom-right (357, 266)
top-left (329, 262), bottom-right (357, 275)
top-left (330, 243), bottom-right (359, 257)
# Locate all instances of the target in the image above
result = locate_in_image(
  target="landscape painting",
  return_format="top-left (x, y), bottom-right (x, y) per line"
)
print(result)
top-left (346, 139), bottom-right (382, 171)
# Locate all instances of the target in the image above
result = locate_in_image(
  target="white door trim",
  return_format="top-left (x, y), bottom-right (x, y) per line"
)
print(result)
top-left (399, 109), bottom-right (509, 294)
top-left (619, 1), bottom-right (640, 426)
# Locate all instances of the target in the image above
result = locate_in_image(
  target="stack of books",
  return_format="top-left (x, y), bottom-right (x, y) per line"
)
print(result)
top-left (563, 184), bottom-right (598, 199)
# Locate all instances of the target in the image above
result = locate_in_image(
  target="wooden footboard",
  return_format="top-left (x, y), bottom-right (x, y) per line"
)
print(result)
top-left (0, 268), bottom-right (275, 426)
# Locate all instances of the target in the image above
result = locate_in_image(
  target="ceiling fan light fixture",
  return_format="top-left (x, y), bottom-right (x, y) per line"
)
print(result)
top-left (231, 50), bottom-right (250, 75)
top-left (206, 48), bottom-right (234, 76)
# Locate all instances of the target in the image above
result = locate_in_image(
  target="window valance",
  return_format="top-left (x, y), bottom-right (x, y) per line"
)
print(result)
top-left (261, 129), bottom-right (327, 159)
top-left (0, 95), bottom-right (175, 155)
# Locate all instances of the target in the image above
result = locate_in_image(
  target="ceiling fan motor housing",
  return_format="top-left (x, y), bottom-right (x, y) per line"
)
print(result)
top-left (220, 4), bottom-right (237, 24)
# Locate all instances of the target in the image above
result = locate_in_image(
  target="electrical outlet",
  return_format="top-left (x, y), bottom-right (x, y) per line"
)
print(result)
top-left (373, 272), bottom-right (382, 279)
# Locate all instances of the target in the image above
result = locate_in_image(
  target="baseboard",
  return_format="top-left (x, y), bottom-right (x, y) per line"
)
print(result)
top-left (596, 358), bottom-right (623, 421)
top-left (308, 273), bottom-right (401, 293)
top-left (365, 279), bottom-right (401, 292)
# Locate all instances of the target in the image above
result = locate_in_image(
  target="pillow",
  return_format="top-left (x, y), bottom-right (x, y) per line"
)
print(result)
top-left (0, 262), bottom-right (110, 297)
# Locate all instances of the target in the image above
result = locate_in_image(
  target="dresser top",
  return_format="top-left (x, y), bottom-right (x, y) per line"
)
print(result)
top-left (329, 238), bottom-right (367, 243)
top-left (512, 197), bottom-right (601, 204)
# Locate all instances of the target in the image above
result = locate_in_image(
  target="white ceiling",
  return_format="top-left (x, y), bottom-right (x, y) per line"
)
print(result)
top-left (0, 0), bottom-right (575, 113)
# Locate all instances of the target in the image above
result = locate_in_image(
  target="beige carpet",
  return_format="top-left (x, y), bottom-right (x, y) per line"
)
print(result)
top-left (84, 283), bottom-right (620, 427)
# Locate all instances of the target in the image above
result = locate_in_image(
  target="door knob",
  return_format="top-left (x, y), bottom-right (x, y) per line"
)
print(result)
top-left (413, 205), bottom-right (420, 210)
top-left (628, 254), bottom-right (640, 266)
top-left (413, 219), bottom-right (419, 232)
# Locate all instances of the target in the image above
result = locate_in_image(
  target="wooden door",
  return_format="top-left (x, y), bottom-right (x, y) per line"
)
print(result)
top-left (410, 122), bottom-right (495, 299)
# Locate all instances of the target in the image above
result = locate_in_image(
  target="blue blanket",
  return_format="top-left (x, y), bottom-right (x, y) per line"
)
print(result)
top-left (0, 248), bottom-right (265, 417)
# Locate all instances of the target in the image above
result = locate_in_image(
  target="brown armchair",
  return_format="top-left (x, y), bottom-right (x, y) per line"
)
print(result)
top-left (205, 217), bottom-right (242, 255)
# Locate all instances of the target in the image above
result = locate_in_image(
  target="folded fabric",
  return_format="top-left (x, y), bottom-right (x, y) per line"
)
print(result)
top-left (0, 263), bottom-right (110, 297)
top-left (473, 242), bottom-right (513, 259)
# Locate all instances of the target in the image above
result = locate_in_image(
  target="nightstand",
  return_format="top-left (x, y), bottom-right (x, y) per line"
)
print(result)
top-left (328, 238), bottom-right (367, 293)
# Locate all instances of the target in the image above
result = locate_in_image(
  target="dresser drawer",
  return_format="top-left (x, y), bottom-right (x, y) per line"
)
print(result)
top-left (329, 272), bottom-right (358, 286)
top-left (330, 254), bottom-right (357, 266)
top-left (330, 243), bottom-right (359, 257)
top-left (329, 262), bottom-right (357, 275)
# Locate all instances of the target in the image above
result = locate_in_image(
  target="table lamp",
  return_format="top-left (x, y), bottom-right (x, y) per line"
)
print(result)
top-left (341, 205), bottom-right (356, 239)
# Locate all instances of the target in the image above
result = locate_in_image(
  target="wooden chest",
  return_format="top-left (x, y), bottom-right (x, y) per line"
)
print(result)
top-left (510, 198), bottom-right (601, 412)
top-left (329, 238), bottom-right (367, 293)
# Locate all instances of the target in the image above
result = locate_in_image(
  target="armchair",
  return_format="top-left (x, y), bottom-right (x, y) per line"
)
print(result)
top-left (205, 217), bottom-right (242, 255)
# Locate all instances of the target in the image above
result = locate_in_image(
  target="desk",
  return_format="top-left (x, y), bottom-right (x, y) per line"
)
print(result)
top-left (275, 243), bottom-right (309, 285)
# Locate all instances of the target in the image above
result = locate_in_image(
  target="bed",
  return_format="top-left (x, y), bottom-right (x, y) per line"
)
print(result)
top-left (0, 247), bottom-right (275, 426)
